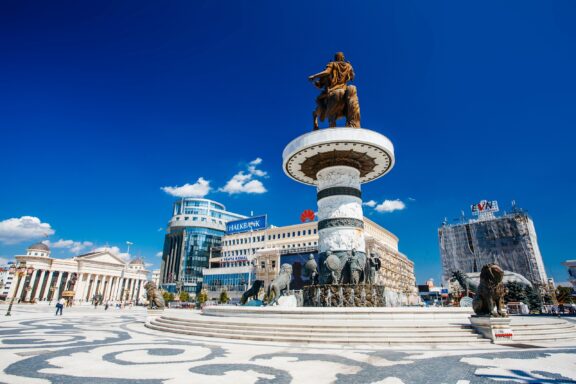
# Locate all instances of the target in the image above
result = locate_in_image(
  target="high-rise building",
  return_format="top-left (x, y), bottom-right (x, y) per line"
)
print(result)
top-left (438, 204), bottom-right (548, 287)
top-left (159, 198), bottom-right (245, 294)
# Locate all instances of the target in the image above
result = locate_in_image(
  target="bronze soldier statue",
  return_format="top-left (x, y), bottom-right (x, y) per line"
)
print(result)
top-left (309, 52), bottom-right (361, 130)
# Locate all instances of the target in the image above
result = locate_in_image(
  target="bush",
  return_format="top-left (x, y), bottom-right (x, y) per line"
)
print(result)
top-left (179, 291), bottom-right (190, 302)
top-left (196, 289), bottom-right (208, 308)
top-left (219, 289), bottom-right (229, 304)
top-left (162, 291), bottom-right (174, 303)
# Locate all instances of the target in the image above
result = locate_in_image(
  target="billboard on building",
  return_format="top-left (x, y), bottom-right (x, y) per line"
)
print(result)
top-left (471, 200), bottom-right (499, 216)
top-left (226, 215), bottom-right (267, 235)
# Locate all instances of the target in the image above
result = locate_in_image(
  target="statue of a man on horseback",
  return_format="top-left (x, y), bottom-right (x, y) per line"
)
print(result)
top-left (309, 52), bottom-right (361, 130)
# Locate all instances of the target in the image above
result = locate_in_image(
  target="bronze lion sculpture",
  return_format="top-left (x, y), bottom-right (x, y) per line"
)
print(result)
top-left (266, 264), bottom-right (293, 305)
top-left (144, 281), bottom-right (165, 310)
top-left (240, 280), bottom-right (264, 305)
top-left (473, 263), bottom-right (507, 317)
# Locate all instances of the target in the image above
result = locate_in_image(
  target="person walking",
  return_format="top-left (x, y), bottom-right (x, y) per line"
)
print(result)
top-left (55, 297), bottom-right (65, 316)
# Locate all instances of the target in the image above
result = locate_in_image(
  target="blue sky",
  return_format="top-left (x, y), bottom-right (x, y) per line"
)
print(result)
top-left (1, 1), bottom-right (575, 284)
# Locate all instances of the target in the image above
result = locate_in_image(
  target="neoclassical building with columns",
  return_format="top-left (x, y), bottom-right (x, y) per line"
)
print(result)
top-left (8, 242), bottom-right (149, 304)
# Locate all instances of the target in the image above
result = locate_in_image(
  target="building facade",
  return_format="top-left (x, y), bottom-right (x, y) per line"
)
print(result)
top-left (439, 209), bottom-right (548, 287)
top-left (159, 198), bottom-right (246, 294)
top-left (203, 217), bottom-right (418, 302)
top-left (6, 243), bottom-right (149, 304)
top-left (0, 262), bottom-right (15, 297)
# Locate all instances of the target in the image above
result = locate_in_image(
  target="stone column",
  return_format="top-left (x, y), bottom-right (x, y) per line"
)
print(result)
top-left (53, 272), bottom-right (63, 300)
top-left (33, 270), bottom-right (47, 301)
top-left (102, 276), bottom-right (111, 302)
top-left (74, 273), bottom-right (85, 302)
top-left (38, 270), bottom-right (52, 300)
top-left (25, 269), bottom-right (39, 301)
top-left (15, 272), bottom-right (27, 300)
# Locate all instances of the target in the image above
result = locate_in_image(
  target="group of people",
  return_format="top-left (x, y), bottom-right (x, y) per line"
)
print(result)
top-left (53, 299), bottom-right (134, 316)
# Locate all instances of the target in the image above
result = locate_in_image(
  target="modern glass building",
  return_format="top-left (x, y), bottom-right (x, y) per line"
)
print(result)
top-left (159, 198), bottom-right (245, 294)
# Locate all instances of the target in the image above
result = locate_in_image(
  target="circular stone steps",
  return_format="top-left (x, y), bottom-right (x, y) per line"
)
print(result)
top-left (145, 309), bottom-right (489, 345)
top-left (509, 317), bottom-right (576, 342)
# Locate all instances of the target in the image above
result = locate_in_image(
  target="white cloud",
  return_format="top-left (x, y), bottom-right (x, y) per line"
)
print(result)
top-left (161, 177), bottom-right (211, 198)
top-left (219, 158), bottom-right (268, 195)
top-left (145, 262), bottom-right (153, 268)
top-left (157, 227), bottom-right (163, 232)
top-left (155, 251), bottom-right (163, 257)
top-left (363, 200), bottom-right (377, 208)
top-left (43, 239), bottom-right (94, 254)
top-left (408, 197), bottom-right (416, 202)
top-left (374, 199), bottom-right (406, 213)
top-left (0, 216), bottom-right (55, 244)
top-left (92, 246), bottom-right (131, 262)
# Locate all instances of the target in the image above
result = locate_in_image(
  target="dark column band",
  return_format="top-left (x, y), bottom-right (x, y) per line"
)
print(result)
top-left (318, 218), bottom-right (364, 231)
top-left (317, 187), bottom-right (361, 201)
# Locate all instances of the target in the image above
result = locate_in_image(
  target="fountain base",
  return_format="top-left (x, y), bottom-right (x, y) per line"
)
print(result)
top-left (302, 284), bottom-right (386, 307)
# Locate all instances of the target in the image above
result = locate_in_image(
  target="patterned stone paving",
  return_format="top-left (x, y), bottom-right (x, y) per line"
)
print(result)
top-left (1, 305), bottom-right (575, 384)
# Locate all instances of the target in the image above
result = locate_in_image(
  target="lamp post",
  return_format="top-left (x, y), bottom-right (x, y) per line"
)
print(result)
top-left (5, 263), bottom-right (33, 316)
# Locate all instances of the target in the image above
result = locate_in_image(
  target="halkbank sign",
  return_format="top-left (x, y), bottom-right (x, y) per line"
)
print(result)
top-left (226, 215), bottom-right (267, 235)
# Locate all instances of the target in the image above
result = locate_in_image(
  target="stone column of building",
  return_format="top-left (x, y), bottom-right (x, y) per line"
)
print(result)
top-left (24, 269), bottom-right (40, 301)
top-left (104, 276), bottom-right (116, 300)
top-left (74, 273), bottom-right (85, 302)
top-left (32, 270), bottom-right (47, 301)
top-left (81, 274), bottom-right (91, 301)
top-left (15, 271), bottom-right (28, 300)
top-left (43, 270), bottom-right (54, 300)
top-left (53, 271), bottom-right (63, 300)
top-left (37, 270), bottom-right (51, 300)
top-left (103, 276), bottom-right (112, 301)
top-left (125, 279), bottom-right (132, 301)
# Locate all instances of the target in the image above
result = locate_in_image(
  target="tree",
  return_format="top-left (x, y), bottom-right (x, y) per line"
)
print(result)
top-left (556, 286), bottom-right (574, 304)
top-left (179, 291), bottom-right (190, 302)
top-left (162, 291), bottom-right (174, 303)
top-left (505, 281), bottom-right (527, 303)
top-left (196, 289), bottom-right (208, 308)
top-left (525, 286), bottom-right (542, 311)
top-left (219, 289), bottom-right (229, 304)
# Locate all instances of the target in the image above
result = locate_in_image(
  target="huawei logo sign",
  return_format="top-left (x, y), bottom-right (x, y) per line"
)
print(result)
top-left (300, 209), bottom-right (315, 223)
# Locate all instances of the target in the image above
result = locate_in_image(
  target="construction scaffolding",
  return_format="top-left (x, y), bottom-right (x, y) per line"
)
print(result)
top-left (439, 210), bottom-right (548, 287)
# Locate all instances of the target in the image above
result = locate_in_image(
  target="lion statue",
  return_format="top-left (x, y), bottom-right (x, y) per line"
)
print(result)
top-left (144, 281), bottom-right (165, 310)
top-left (266, 264), bottom-right (293, 305)
top-left (240, 280), bottom-right (264, 305)
top-left (472, 263), bottom-right (507, 317)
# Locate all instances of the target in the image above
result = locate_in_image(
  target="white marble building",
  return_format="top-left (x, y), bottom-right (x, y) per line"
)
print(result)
top-left (7, 242), bottom-right (149, 304)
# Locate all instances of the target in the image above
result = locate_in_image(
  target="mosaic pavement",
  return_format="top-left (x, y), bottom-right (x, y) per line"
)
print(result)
top-left (0, 305), bottom-right (575, 384)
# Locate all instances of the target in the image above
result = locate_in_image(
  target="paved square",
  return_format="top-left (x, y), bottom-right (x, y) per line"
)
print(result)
top-left (1, 305), bottom-right (575, 384)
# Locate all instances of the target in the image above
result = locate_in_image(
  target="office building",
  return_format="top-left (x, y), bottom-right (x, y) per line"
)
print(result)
top-left (159, 198), bottom-right (246, 294)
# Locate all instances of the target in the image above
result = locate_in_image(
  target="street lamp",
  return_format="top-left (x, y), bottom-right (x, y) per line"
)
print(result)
top-left (5, 263), bottom-right (32, 316)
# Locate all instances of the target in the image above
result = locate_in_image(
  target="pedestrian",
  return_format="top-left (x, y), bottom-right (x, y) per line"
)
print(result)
top-left (55, 297), bottom-right (65, 316)
top-left (105, 301), bottom-right (109, 311)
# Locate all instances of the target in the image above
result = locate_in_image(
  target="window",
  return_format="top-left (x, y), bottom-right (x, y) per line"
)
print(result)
top-left (271, 260), bottom-right (276, 269)
top-left (308, 229), bottom-right (311, 235)
top-left (292, 232), bottom-right (295, 237)
top-left (185, 217), bottom-right (189, 220)
top-left (287, 232), bottom-right (290, 238)
top-left (282, 233), bottom-right (285, 238)
top-left (268, 235), bottom-right (271, 241)
top-left (313, 229), bottom-right (317, 234)
top-left (297, 231), bottom-right (301, 236)
top-left (261, 261), bottom-right (266, 269)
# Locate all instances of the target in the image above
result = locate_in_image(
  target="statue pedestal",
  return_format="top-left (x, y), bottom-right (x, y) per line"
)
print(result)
top-left (275, 295), bottom-right (298, 308)
top-left (283, 128), bottom-right (395, 294)
top-left (470, 316), bottom-right (514, 343)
